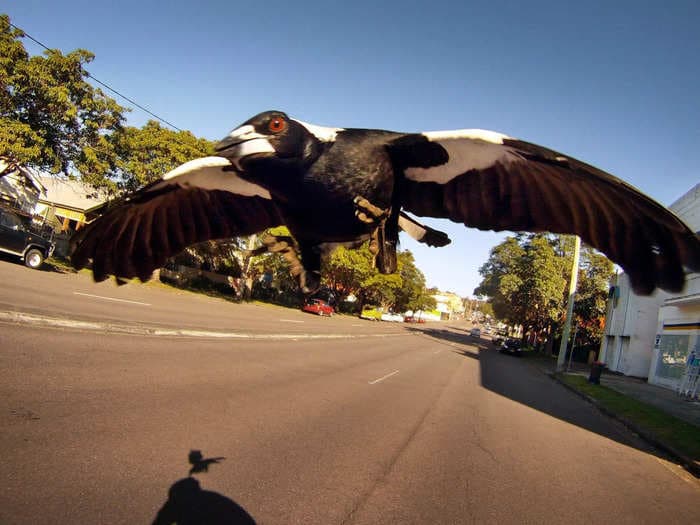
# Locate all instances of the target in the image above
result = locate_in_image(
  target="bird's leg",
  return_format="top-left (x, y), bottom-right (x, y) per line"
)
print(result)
top-left (258, 233), bottom-right (305, 278)
top-left (353, 196), bottom-right (389, 225)
top-left (353, 196), bottom-right (397, 274)
top-left (297, 243), bottom-right (322, 295)
top-left (250, 233), bottom-right (306, 291)
top-left (251, 234), bottom-right (321, 294)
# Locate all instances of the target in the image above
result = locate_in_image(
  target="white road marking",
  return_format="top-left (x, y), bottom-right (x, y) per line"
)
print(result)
top-left (0, 311), bottom-right (408, 341)
top-left (279, 319), bottom-right (305, 323)
top-left (369, 370), bottom-right (400, 385)
top-left (73, 292), bottom-right (150, 306)
top-left (433, 349), bottom-right (442, 354)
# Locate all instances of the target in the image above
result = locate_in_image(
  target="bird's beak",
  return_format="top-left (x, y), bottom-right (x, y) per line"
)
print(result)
top-left (215, 125), bottom-right (275, 169)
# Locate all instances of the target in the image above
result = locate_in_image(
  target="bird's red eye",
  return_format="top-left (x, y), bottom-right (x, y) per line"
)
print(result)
top-left (268, 118), bottom-right (286, 133)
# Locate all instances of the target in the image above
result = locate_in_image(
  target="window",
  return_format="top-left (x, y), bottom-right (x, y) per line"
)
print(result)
top-left (655, 334), bottom-right (691, 380)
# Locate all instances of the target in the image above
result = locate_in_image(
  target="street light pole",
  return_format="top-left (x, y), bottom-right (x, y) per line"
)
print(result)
top-left (557, 235), bottom-right (581, 372)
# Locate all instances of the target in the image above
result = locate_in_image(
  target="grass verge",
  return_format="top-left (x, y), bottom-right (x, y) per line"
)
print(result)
top-left (559, 374), bottom-right (700, 466)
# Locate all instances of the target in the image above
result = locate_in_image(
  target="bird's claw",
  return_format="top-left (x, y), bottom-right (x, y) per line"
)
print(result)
top-left (353, 196), bottom-right (389, 225)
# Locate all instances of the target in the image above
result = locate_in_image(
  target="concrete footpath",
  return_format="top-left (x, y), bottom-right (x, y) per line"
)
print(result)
top-left (532, 357), bottom-right (700, 477)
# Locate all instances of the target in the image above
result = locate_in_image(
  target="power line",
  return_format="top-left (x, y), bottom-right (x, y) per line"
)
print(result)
top-left (9, 22), bottom-right (183, 132)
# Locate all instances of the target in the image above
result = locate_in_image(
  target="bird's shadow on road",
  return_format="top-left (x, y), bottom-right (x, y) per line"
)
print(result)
top-left (152, 451), bottom-right (256, 525)
top-left (410, 326), bottom-right (661, 457)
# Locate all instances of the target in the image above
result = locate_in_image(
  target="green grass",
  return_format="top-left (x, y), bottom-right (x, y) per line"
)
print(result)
top-left (46, 256), bottom-right (78, 273)
top-left (560, 374), bottom-right (700, 462)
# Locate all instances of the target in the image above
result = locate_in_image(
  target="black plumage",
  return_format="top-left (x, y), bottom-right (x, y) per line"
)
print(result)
top-left (71, 110), bottom-right (700, 295)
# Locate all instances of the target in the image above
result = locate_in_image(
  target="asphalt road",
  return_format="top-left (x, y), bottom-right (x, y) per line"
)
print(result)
top-left (1, 260), bottom-right (699, 524)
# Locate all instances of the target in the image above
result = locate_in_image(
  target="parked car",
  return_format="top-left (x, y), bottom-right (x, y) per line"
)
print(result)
top-left (499, 338), bottom-right (523, 357)
top-left (403, 315), bottom-right (426, 323)
top-left (360, 308), bottom-right (382, 321)
top-left (492, 330), bottom-right (507, 347)
top-left (469, 327), bottom-right (481, 338)
top-left (380, 312), bottom-right (404, 322)
top-left (302, 298), bottom-right (334, 317)
top-left (0, 208), bottom-right (54, 269)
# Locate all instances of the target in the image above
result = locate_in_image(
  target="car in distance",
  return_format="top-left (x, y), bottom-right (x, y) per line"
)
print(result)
top-left (499, 338), bottom-right (523, 357)
top-left (302, 298), bottom-right (334, 317)
top-left (0, 208), bottom-right (54, 269)
top-left (380, 312), bottom-right (404, 323)
top-left (469, 327), bottom-right (481, 338)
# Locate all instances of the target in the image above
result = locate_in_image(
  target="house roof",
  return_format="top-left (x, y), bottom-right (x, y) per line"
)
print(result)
top-left (0, 157), bottom-right (47, 195)
top-left (36, 175), bottom-right (109, 212)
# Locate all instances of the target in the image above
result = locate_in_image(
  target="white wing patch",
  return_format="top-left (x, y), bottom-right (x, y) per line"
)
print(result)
top-left (156, 156), bottom-right (271, 198)
top-left (405, 130), bottom-right (521, 184)
top-left (422, 128), bottom-right (510, 144)
top-left (294, 119), bottom-right (344, 142)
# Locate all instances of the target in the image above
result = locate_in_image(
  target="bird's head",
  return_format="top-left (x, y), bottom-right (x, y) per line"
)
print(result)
top-left (215, 110), bottom-right (341, 174)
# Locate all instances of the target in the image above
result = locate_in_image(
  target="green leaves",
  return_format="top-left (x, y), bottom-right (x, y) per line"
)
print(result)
top-left (110, 121), bottom-right (214, 192)
top-left (0, 14), bottom-right (214, 195)
top-left (476, 234), bottom-right (614, 345)
top-left (322, 244), bottom-right (433, 311)
top-left (1, 15), bottom-right (127, 175)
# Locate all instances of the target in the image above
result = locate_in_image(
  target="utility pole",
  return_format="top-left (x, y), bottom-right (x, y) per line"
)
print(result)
top-left (557, 235), bottom-right (581, 372)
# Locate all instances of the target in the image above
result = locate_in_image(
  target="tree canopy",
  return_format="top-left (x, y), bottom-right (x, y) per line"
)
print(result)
top-left (1, 15), bottom-right (125, 179)
top-left (475, 234), bottom-right (614, 348)
top-left (0, 14), bottom-right (213, 194)
top-left (322, 243), bottom-right (435, 311)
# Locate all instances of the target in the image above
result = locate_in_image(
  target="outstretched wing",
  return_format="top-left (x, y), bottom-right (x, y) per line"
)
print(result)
top-left (71, 157), bottom-right (283, 282)
top-left (388, 131), bottom-right (700, 294)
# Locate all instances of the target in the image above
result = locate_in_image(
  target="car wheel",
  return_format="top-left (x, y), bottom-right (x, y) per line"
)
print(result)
top-left (24, 249), bottom-right (44, 269)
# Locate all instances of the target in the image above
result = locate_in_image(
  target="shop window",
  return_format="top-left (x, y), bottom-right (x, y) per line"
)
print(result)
top-left (655, 334), bottom-right (690, 380)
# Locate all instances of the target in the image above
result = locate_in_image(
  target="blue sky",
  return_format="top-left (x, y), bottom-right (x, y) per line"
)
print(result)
top-left (7, 1), bottom-right (700, 297)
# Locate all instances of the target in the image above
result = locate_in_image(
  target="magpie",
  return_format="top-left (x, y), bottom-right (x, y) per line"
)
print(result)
top-left (71, 110), bottom-right (700, 295)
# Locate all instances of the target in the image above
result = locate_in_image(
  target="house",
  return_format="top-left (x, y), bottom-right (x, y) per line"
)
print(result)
top-left (0, 157), bottom-right (46, 215)
top-left (599, 183), bottom-right (700, 391)
top-left (647, 184), bottom-right (700, 391)
top-left (598, 273), bottom-right (667, 377)
top-left (432, 291), bottom-right (465, 320)
top-left (34, 175), bottom-right (108, 235)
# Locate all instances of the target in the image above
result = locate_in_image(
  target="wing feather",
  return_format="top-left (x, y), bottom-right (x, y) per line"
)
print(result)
top-left (390, 133), bottom-right (700, 294)
top-left (71, 158), bottom-right (283, 282)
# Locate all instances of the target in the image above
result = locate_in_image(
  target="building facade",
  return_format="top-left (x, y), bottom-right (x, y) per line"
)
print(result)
top-left (599, 183), bottom-right (700, 390)
top-left (648, 184), bottom-right (700, 391)
top-left (0, 157), bottom-right (46, 214)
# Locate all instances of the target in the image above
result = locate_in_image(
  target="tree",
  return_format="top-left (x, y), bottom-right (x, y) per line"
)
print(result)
top-left (475, 233), bottom-right (615, 351)
top-left (393, 251), bottom-right (436, 313)
top-left (110, 121), bottom-right (214, 192)
top-left (476, 234), bottom-right (568, 343)
top-left (0, 15), bottom-right (125, 180)
top-left (322, 243), bottom-right (435, 312)
top-left (572, 246), bottom-right (614, 349)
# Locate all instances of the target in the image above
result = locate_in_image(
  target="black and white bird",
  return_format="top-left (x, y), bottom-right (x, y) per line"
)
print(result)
top-left (71, 110), bottom-right (700, 295)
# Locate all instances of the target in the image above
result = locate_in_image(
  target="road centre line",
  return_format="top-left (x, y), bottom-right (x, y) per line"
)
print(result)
top-left (279, 319), bottom-right (305, 323)
top-left (368, 370), bottom-right (400, 385)
top-left (73, 292), bottom-right (151, 306)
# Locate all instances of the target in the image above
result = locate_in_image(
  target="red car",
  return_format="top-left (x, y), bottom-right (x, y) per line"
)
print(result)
top-left (302, 298), bottom-right (334, 317)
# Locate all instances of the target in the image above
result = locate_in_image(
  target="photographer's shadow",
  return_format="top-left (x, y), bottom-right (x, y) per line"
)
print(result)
top-left (152, 451), bottom-right (256, 525)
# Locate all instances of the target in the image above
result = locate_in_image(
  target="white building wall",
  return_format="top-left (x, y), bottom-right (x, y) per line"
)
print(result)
top-left (599, 273), bottom-right (666, 378)
top-left (0, 169), bottom-right (41, 214)
top-left (600, 183), bottom-right (700, 384)
top-left (641, 184), bottom-right (700, 390)
top-left (649, 274), bottom-right (700, 389)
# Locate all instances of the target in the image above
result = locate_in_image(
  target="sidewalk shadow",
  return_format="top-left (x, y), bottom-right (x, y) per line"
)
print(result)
top-left (413, 326), bottom-right (662, 458)
top-left (152, 451), bottom-right (256, 525)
